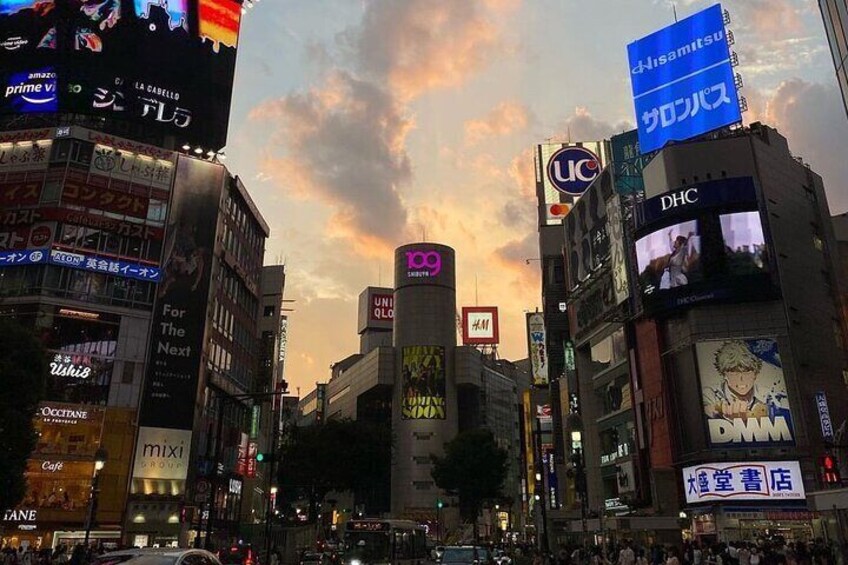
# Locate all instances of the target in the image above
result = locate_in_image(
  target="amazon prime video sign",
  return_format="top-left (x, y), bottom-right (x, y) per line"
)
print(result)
top-left (627, 3), bottom-right (741, 153)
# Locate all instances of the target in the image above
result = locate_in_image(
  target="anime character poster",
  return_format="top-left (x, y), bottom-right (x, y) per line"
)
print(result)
top-left (401, 346), bottom-right (446, 420)
top-left (698, 338), bottom-right (795, 447)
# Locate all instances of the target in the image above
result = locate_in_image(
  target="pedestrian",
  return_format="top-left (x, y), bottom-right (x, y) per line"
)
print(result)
top-left (667, 548), bottom-right (682, 565)
top-left (620, 543), bottom-right (636, 565)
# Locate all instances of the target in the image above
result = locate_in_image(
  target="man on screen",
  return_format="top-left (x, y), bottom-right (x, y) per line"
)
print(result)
top-left (704, 340), bottom-right (768, 421)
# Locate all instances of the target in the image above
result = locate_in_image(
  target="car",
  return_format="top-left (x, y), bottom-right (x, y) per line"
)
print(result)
top-left (439, 546), bottom-right (494, 565)
top-left (219, 545), bottom-right (260, 565)
top-left (93, 548), bottom-right (222, 565)
top-left (299, 552), bottom-right (330, 565)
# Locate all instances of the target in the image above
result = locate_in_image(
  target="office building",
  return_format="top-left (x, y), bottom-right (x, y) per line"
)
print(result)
top-left (820, 0), bottom-right (848, 118)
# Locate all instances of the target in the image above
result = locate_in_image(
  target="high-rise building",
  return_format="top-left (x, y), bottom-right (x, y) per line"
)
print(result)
top-left (0, 0), bottom-right (284, 550)
top-left (820, 0), bottom-right (848, 118)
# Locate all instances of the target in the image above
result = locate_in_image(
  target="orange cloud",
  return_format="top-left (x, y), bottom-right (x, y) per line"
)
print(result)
top-left (464, 101), bottom-right (531, 145)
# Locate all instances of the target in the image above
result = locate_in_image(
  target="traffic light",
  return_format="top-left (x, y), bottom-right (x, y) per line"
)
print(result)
top-left (255, 451), bottom-right (278, 463)
top-left (256, 452), bottom-right (267, 463)
top-left (821, 454), bottom-right (841, 485)
top-left (436, 499), bottom-right (443, 509)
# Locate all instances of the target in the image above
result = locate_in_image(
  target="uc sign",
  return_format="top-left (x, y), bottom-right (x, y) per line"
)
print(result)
top-left (547, 146), bottom-right (601, 195)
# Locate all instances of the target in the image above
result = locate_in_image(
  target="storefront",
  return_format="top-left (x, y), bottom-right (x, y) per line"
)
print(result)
top-left (688, 508), bottom-right (820, 543)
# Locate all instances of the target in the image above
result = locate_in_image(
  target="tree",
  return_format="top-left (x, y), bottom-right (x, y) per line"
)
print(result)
top-left (0, 317), bottom-right (48, 512)
top-left (431, 429), bottom-right (508, 542)
top-left (277, 419), bottom-right (391, 521)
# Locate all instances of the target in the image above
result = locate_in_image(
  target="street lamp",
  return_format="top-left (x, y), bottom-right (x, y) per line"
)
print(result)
top-left (84, 448), bottom-right (108, 546)
top-left (567, 414), bottom-right (588, 548)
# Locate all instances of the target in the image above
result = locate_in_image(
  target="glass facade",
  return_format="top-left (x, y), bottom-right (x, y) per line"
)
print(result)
top-left (821, 0), bottom-right (848, 117)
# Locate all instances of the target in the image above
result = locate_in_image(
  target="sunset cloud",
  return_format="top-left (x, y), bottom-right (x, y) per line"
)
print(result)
top-left (464, 101), bottom-right (532, 145)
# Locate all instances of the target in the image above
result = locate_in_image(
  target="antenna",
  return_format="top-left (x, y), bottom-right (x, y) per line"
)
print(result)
top-left (378, 264), bottom-right (382, 287)
top-left (567, 126), bottom-right (572, 144)
top-left (475, 274), bottom-right (479, 306)
top-left (672, 3), bottom-right (678, 22)
top-left (422, 227), bottom-right (427, 242)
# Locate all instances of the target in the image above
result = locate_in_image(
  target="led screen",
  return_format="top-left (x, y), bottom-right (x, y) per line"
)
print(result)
top-left (0, 0), bottom-right (241, 149)
top-left (720, 211), bottom-right (769, 275)
top-left (635, 220), bottom-right (701, 295)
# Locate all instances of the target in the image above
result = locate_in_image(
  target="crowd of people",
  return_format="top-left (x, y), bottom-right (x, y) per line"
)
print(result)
top-left (1, 544), bottom-right (110, 565)
top-left (521, 539), bottom-right (845, 565)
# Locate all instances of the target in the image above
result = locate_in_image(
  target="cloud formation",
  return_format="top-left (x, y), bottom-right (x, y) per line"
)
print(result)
top-left (464, 101), bottom-right (531, 145)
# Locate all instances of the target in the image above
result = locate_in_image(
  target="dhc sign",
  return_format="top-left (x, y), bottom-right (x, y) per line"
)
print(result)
top-left (627, 3), bottom-right (741, 153)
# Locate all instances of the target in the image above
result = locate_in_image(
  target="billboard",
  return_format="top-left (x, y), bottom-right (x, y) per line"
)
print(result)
top-left (634, 177), bottom-right (775, 312)
top-left (357, 287), bottom-right (394, 333)
top-left (698, 338), bottom-right (795, 447)
top-left (131, 426), bottom-right (192, 481)
top-left (138, 156), bottom-right (224, 430)
top-left (0, 0), bottom-right (242, 149)
top-left (683, 461), bottom-right (804, 504)
top-left (563, 167), bottom-right (614, 290)
top-left (401, 345), bottom-right (446, 420)
top-left (461, 306), bottom-right (499, 345)
top-left (610, 129), bottom-right (656, 195)
top-left (627, 3), bottom-right (741, 153)
top-left (535, 142), bottom-right (611, 227)
top-left (395, 243), bottom-right (455, 290)
top-left (527, 313), bottom-right (548, 386)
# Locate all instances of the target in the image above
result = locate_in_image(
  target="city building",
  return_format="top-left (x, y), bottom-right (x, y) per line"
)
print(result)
top-left (0, 0), bottom-right (285, 551)
top-left (820, 0), bottom-right (848, 118)
top-left (633, 123), bottom-right (848, 541)
top-left (296, 243), bottom-right (531, 534)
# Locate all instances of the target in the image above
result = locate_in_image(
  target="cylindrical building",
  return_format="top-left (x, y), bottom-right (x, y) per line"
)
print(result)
top-left (391, 243), bottom-right (459, 516)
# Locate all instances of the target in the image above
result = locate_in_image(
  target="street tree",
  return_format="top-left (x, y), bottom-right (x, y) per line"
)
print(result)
top-left (0, 318), bottom-right (48, 512)
top-left (277, 418), bottom-right (391, 521)
top-left (431, 429), bottom-right (508, 542)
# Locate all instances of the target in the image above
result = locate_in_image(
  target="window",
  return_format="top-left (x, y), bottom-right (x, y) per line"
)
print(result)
top-left (263, 305), bottom-right (275, 317)
top-left (122, 361), bottom-right (135, 384)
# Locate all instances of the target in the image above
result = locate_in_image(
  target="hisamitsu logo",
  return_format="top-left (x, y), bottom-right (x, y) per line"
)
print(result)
top-left (546, 146), bottom-right (601, 196)
top-left (406, 251), bottom-right (441, 278)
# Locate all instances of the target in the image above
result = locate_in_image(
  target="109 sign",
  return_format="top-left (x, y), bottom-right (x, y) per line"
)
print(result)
top-left (546, 146), bottom-right (601, 195)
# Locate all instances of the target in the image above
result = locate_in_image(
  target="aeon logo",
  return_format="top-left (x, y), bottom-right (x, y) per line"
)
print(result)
top-left (547, 146), bottom-right (601, 196)
top-left (406, 251), bottom-right (442, 278)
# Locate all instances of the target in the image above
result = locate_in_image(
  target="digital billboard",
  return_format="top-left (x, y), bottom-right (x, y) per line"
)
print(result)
top-left (0, 0), bottom-right (242, 149)
top-left (683, 461), bottom-right (804, 504)
top-left (698, 338), bottom-right (795, 447)
top-left (627, 3), bottom-right (741, 153)
top-left (535, 142), bottom-right (611, 226)
top-left (401, 345), bottom-right (446, 420)
top-left (634, 177), bottom-right (775, 312)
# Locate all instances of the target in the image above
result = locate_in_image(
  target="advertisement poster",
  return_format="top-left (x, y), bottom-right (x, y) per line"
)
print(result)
top-left (698, 339), bottom-right (795, 447)
top-left (527, 313), bottom-right (548, 385)
top-left (138, 156), bottom-right (224, 430)
top-left (461, 306), bottom-right (499, 345)
top-left (401, 345), bottom-right (446, 420)
top-left (131, 426), bottom-right (192, 481)
top-left (683, 461), bottom-right (804, 504)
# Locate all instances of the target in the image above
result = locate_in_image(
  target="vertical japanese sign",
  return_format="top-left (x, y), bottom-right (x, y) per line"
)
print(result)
top-left (138, 156), bottom-right (225, 430)
top-left (815, 391), bottom-right (835, 443)
top-left (606, 195), bottom-right (630, 305)
top-left (401, 346), bottom-right (446, 420)
top-left (527, 313), bottom-right (548, 386)
top-left (698, 338), bottom-right (795, 447)
top-left (683, 461), bottom-right (805, 503)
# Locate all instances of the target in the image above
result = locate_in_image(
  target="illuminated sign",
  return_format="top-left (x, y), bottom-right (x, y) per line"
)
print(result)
top-left (2, 509), bottom-right (37, 523)
top-left (406, 250), bottom-right (442, 278)
top-left (228, 477), bottom-right (242, 495)
top-left (461, 306), bottom-right (500, 345)
top-left (39, 405), bottom-right (91, 425)
top-left (370, 293), bottom-right (394, 322)
top-left (547, 146), bottom-right (601, 195)
top-left (90, 144), bottom-right (174, 190)
top-left (683, 461), bottom-right (804, 503)
top-left (401, 346), bottom-right (446, 420)
top-left (698, 339), bottom-right (795, 447)
top-left (815, 391), bottom-right (835, 443)
top-left (0, 248), bottom-right (46, 266)
top-left (131, 426), bottom-right (192, 481)
top-left (58, 309), bottom-right (100, 320)
top-left (40, 461), bottom-right (64, 473)
top-left (48, 249), bottom-right (161, 283)
top-left (627, 4), bottom-right (741, 153)
top-left (3, 68), bottom-right (57, 113)
top-left (49, 354), bottom-right (93, 379)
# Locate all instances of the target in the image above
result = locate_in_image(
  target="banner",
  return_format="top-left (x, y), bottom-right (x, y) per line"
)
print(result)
top-left (401, 346), bottom-right (446, 420)
top-left (698, 339), bottom-right (795, 447)
top-left (138, 156), bottom-right (225, 430)
top-left (527, 313), bottom-right (548, 386)
top-left (683, 461), bottom-right (804, 504)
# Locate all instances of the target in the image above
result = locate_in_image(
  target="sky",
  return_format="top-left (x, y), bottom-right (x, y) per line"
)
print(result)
top-left (224, 0), bottom-right (848, 397)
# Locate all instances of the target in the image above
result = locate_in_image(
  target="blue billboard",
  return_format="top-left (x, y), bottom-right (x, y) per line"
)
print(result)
top-left (627, 4), bottom-right (741, 153)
